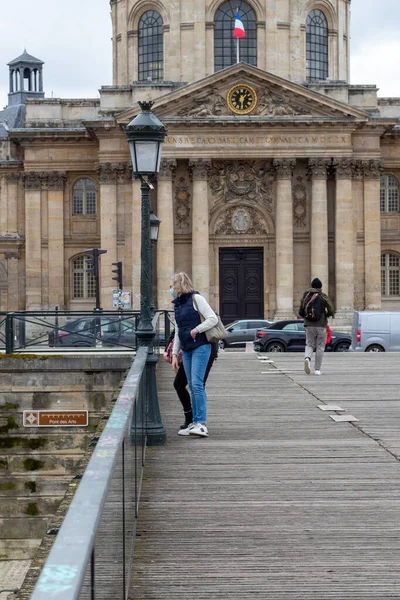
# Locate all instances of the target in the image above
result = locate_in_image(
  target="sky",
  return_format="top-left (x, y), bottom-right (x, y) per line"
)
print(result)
top-left (0, 0), bottom-right (400, 108)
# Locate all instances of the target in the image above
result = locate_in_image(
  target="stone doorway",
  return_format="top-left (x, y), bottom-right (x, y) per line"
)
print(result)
top-left (219, 247), bottom-right (264, 323)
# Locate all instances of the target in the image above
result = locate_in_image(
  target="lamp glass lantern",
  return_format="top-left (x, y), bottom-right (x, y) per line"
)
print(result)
top-left (126, 101), bottom-right (167, 178)
top-left (150, 212), bottom-right (161, 242)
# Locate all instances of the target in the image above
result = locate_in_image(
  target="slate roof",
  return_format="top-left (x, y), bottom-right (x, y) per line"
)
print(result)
top-left (8, 50), bottom-right (44, 66)
top-left (0, 104), bottom-right (26, 136)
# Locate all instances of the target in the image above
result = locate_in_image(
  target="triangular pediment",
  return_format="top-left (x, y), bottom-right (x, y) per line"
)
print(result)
top-left (116, 63), bottom-right (369, 125)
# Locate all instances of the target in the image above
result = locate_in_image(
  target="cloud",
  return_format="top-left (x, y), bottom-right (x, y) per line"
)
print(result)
top-left (351, 38), bottom-right (400, 96)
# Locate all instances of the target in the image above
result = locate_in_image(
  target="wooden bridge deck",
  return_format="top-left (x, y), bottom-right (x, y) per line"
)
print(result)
top-left (129, 351), bottom-right (400, 599)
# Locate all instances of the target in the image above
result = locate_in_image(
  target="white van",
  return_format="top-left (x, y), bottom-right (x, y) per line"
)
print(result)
top-left (350, 311), bottom-right (400, 352)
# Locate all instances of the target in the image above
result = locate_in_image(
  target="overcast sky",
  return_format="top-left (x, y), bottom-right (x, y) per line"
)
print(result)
top-left (0, 0), bottom-right (399, 108)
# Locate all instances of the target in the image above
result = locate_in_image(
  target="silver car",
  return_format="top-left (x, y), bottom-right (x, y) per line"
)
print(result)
top-left (220, 319), bottom-right (273, 349)
top-left (350, 311), bottom-right (400, 352)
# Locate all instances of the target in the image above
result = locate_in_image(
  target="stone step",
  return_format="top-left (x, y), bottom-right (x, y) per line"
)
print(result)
top-left (0, 475), bottom-right (71, 496)
top-left (0, 517), bottom-right (49, 540)
top-left (0, 432), bottom-right (93, 453)
top-left (0, 538), bottom-right (41, 560)
top-left (0, 392), bottom-right (111, 411)
top-left (1, 452), bottom-right (83, 475)
top-left (0, 496), bottom-right (61, 518)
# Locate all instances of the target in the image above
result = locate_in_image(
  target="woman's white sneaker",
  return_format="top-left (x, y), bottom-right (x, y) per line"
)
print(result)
top-left (189, 423), bottom-right (208, 437)
top-left (178, 423), bottom-right (194, 436)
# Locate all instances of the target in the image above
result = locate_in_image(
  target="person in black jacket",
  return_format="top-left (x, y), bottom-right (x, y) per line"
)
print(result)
top-left (164, 330), bottom-right (218, 430)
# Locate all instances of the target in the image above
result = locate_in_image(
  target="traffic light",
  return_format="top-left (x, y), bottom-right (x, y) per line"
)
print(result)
top-left (85, 248), bottom-right (107, 278)
top-left (112, 262), bottom-right (123, 290)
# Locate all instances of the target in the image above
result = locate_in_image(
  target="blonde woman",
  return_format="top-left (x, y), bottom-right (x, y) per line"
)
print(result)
top-left (171, 273), bottom-right (218, 437)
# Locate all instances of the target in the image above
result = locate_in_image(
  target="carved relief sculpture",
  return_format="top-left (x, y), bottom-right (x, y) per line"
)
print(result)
top-left (292, 176), bottom-right (308, 228)
top-left (362, 159), bottom-right (384, 179)
top-left (215, 206), bottom-right (267, 235)
top-left (209, 161), bottom-right (273, 212)
top-left (179, 87), bottom-right (226, 117)
top-left (256, 89), bottom-right (309, 117)
top-left (174, 176), bottom-right (191, 233)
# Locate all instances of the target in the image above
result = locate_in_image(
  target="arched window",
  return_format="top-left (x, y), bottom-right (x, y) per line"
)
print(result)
top-left (380, 175), bottom-right (399, 212)
top-left (214, 1), bottom-right (257, 72)
top-left (72, 179), bottom-right (97, 216)
top-left (138, 10), bottom-right (164, 82)
top-left (72, 256), bottom-right (96, 300)
top-left (381, 253), bottom-right (400, 297)
top-left (306, 9), bottom-right (328, 82)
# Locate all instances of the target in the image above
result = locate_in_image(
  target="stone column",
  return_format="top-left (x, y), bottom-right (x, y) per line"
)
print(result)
top-left (363, 159), bottom-right (384, 310)
top-left (189, 159), bottom-right (211, 299)
top-left (334, 159), bottom-right (354, 316)
top-left (309, 158), bottom-right (330, 289)
top-left (24, 173), bottom-right (43, 309)
top-left (6, 173), bottom-right (19, 233)
top-left (273, 158), bottom-right (296, 319)
top-left (6, 252), bottom-right (19, 311)
top-left (157, 159), bottom-right (176, 310)
top-left (97, 163), bottom-right (118, 310)
top-left (48, 172), bottom-right (67, 308)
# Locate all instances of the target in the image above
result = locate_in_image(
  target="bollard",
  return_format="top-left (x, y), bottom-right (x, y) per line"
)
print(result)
top-left (245, 341), bottom-right (255, 353)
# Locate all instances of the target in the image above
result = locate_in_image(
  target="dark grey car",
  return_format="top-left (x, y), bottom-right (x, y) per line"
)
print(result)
top-left (220, 319), bottom-right (274, 349)
top-left (49, 315), bottom-right (138, 348)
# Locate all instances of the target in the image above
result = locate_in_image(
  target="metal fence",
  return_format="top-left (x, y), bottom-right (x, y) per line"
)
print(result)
top-left (29, 340), bottom-right (152, 599)
top-left (0, 309), bottom-right (173, 354)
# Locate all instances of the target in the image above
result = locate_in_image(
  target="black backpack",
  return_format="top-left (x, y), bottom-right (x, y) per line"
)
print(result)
top-left (303, 291), bottom-right (323, 322)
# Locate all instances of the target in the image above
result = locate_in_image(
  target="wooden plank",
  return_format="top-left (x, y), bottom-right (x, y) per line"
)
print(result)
top-left (124, 352), bottom-right (400, 599)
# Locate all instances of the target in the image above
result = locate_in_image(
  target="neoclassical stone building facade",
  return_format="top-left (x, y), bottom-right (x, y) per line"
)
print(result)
top-left (0, 0), bottom-right (399, 323)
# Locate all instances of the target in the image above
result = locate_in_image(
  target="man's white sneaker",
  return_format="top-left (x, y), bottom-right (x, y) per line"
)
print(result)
top-left (315, 370), bottom-right (322, 376)
top-left (304, 357), bottom-right (311, 375)
top-left (178, 423), bottom-right (194, 436)
top-left (189, 423), bottom-right (208, 437)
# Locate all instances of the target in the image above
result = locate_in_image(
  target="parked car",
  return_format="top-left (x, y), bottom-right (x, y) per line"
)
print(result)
top-left (253, 320), bottom-right (351, 353)
top-left (350, 311), bottom-right (400, 352)
top-left (220, 319), bottom-right (274, 349)
top-left (48, 315), bottom-right (139, 348)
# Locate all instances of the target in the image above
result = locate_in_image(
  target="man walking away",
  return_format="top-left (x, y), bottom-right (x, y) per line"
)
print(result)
top-left (299, 278), bottom-right (334, 375)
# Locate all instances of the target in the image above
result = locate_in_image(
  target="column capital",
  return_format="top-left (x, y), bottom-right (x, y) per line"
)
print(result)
top-left (47, 172), bottom-right (67, 190)
top-left (362, 159), bottom-right (384, 179)
top-left (273, 158), bottom-right (296, 180)
top-left (308, 158), bottom-right (331, 180)
top-left (5, 252), bottom-right (19, 260)
top-left (96, 162), bottom-right (118, 184)
top-left (351, 159), bottom-right (364, 180)
top-left (116, 162), bottom-right (133, 184)
top-left (333, 158), bottom-right (352, 179)
top-left (189, 159), bottom-right (212, 181)
top-left (158, 159), bottom-right (177, 181)
top-left (23, 172), bottom-right (45, 190)
top-left (5, 172), bottom-right (20, 184)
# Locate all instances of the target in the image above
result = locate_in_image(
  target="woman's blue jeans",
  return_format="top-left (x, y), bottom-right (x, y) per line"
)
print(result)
top-left (182, 344), bottom-right (211, 424)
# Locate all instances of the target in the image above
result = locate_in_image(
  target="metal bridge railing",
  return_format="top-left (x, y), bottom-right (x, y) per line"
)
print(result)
top-left (30, 343), bottom-right (150, 599)
top-left (0, 309), bottom-right (173, 354)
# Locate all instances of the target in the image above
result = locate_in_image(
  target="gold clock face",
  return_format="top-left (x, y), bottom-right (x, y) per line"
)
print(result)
top-left (227, 84), bottom-right (257, 115)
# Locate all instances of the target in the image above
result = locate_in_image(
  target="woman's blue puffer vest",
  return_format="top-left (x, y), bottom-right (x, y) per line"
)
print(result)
top-left (173, 292), bottom-right (209, 352)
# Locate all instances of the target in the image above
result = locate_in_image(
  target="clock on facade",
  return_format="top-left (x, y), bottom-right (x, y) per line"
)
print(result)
top-left (227, 84), bottom-right (257, 115)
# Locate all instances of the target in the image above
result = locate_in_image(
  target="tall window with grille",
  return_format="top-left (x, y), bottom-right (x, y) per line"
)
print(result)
top-left (72, 256), bottom-right (96, 300)
top-left (138, 10), bottom-right (163, 82)
top-left (306, 9), bottom-right (328, 82)
top-left (214, 1), bottom-right (257, 72)
top-left (381, 253), bottom-right (400, 297)
top-left (380, 175), bottom-right (399, 212)
top-left (72, 179), bottom-right (97, 216)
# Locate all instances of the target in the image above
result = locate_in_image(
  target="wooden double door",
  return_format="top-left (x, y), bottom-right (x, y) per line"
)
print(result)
top-left (219, 248), bottom-right (264, 324)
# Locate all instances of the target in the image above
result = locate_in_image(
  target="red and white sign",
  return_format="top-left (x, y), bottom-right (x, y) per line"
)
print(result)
top-left (23, 410), bottom-right (88, 427)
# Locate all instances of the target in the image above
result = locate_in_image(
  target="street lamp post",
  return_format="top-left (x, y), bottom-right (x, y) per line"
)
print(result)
top-left (126, 101), bottom-right (166, 446)
top-left (150, 211), bottom-right (160, 316)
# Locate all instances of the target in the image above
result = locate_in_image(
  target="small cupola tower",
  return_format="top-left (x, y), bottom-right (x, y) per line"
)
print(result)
top-left (7, 50), bottom-right (44, 106)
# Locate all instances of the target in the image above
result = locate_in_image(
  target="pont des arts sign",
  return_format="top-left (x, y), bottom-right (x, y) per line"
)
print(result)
top-left (23, 410), bottom-right (88, 427)
top-left (164, 134), bottom-right (352, 150)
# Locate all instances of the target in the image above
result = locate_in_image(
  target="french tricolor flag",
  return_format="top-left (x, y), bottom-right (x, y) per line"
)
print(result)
top-left (233, 11), bottom-right (246, 39)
